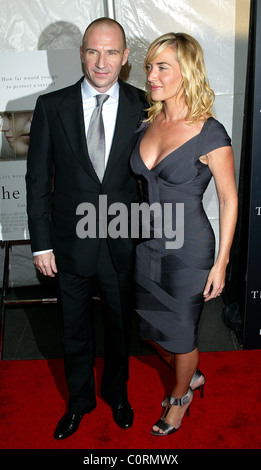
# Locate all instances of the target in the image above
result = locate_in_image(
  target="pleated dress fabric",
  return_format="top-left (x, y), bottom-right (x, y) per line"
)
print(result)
top-left (130, 117), bottom-right (231, 353)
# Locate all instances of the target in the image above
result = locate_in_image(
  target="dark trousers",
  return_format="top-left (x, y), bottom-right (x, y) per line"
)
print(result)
top-left (57, 240), bottom-right (134, 415)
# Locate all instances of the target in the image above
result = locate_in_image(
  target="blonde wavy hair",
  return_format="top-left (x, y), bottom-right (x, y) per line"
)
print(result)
top-left (144, 32), bottom-right (215, 123)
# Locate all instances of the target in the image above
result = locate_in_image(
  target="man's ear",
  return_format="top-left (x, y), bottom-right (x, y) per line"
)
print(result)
top-left (122, 48), bottom-right (130, 66)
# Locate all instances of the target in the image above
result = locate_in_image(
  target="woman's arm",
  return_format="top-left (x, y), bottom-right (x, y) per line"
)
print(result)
top-left (203, 145), bottom-right (238, 301)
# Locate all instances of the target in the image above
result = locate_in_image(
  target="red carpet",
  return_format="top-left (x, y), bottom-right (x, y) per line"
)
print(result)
top-left (0, 350), bottom-right (261, 450)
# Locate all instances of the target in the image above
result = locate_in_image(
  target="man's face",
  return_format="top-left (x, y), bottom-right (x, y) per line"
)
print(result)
top-left (80, 23), bottom-right (129, 93)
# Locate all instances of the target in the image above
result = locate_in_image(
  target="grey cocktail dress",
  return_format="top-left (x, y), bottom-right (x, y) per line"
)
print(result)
top-left (130, 117), bottom-right (231, 353)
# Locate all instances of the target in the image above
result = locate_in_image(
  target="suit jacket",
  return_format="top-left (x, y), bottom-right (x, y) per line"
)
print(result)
top-left (26, 77), bottom-right (146, 276)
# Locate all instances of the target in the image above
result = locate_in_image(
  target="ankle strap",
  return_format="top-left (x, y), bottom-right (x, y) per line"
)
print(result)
top-left (169, 387), bottom-right (193, 407)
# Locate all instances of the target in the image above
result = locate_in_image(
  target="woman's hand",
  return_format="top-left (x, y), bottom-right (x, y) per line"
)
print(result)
top-left (203, 263), bottom-right (226, 302)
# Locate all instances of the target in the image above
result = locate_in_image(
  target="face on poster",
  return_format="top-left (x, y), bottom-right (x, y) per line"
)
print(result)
top-left (0, 110), bottom-right (33, 160)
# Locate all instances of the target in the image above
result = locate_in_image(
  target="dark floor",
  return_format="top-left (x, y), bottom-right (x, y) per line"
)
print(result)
top-left (0, 279), bottom-right (242, 361)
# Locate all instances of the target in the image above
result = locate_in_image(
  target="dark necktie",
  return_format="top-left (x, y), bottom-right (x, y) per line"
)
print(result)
top-left (87, 94), bottom-right (109, 182)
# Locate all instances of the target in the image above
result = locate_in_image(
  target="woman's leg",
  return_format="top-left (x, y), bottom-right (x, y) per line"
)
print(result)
top-left (172, 348), bottom-right (199, 397)
top-left (152, 346), bottom-right (199, 433)
top-left (150, 340), bottom-right (205, 394)
top-left (149, 340), bottom-right (176, 370)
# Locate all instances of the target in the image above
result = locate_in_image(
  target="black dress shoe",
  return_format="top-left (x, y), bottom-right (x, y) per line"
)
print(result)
top-left (54, 413), bottom-right (83, 440)
top-left (112, 403), bottom-right (134, 429)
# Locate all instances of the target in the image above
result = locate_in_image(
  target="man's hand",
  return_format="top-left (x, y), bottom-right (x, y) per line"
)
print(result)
top-left (33, 252), bottom-right (58, 278)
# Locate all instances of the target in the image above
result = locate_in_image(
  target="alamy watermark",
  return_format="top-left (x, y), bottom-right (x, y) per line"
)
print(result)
top-left (76, 195), bottom-right (184, 250)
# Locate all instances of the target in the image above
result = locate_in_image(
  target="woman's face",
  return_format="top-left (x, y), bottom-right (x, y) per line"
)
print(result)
top-left (0, 111), bottom-right (33, 156)
top-left (145, 46), bottom-right (183, 103)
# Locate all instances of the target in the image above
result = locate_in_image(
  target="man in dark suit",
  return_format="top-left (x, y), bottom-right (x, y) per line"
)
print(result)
top-left (26, 17), bottom-right (145, 439)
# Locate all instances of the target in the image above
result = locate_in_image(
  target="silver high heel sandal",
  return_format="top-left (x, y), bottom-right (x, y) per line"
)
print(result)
top-left (151, 387), bottom-right (193, 436)
top-left (161, 369), bottom-right (205, 408)
top-left (190, 369), bottom-right (206, 397)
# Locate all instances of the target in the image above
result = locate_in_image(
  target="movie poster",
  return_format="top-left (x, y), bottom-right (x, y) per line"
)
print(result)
top-left (0, 49), bottom-right (82, 241)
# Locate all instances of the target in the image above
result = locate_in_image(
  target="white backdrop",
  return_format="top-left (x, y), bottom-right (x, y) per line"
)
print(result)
top-left (0, 0), bottom-right (250, 286)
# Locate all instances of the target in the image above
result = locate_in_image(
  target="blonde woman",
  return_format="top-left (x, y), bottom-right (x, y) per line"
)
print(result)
top-left (130, 33), bottom-right (238, 436)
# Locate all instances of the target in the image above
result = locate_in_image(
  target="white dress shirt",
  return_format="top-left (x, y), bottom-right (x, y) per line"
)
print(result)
top-left (33, 78), bottom-right (119, 256)
top-left (81, 77), bottom-right (119, 166)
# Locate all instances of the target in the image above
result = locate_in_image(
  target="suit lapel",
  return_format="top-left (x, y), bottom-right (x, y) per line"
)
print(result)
top-left (102, 81), bottom-right (143, 184)
top-left (57, 78), bottom-right (100, 182)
